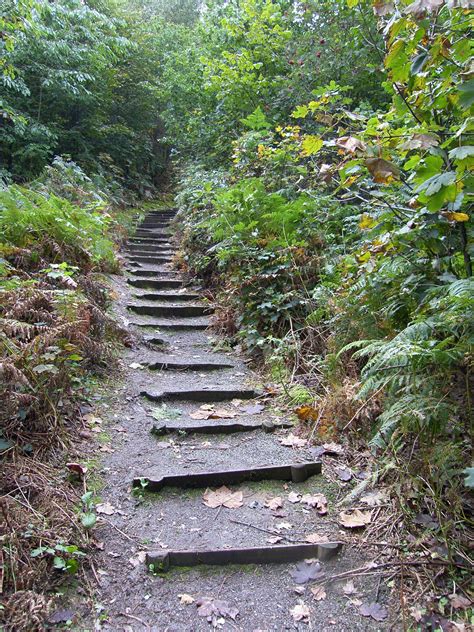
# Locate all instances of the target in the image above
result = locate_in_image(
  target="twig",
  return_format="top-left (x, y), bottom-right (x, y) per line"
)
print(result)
top-left (119, 612), bottom-right (150, 629)
top-left (102, 517), bottom-right (137, 543)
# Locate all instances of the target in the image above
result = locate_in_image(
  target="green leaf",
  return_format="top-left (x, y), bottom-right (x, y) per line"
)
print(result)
top-left (448, 146), bottom-right (474, 161)
top-left (346, 0), bottom-right (359, 6)
top-left (301, 135), bottom-right (324, 156)
top-left (81, 512), bottom-right (97, 529)
top-left (53, 556), bottom-right (67, 570)
top-left (458, 79), bottom-right (474, 109)
top-left (411, 52), bottom-right (428, 75)
top-left (416, 172), bottom-right (456, 196)
top-left (240, 106), bottom-right (271, 130)
top-left (291, 105), bottom-right (309, 119)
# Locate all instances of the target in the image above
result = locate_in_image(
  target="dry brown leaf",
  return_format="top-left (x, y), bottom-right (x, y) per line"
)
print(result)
top-left (178, 593), bottom-right (195, 605)
top-left (288, 491), bottom-right (301, 504)
top-left (450, 594), bottom-right (471, 610)
top-left (129, 551), bottom-right (147, 567)
top-left (301, 493), bottom-right (327, 515)
top-left (276, 521), bottom-right (293, 531)
top-left (305, 533), bottom-right (329, 544)
top-left (295, 405), bottom-right (319, 422)
top-left (96, 502), bottom-right (115, 515)
top-left (311, 586), bottom-right (327, 601)
top-left (336, 136), bottom-right (367, 153)
top-left (264, 496), bottom-right (283, 511)
top-left (290, 602), bottom-right (310, 622)
top-left (365, 158), bottom-right (400, 184)
top-left (202, 486), bottom-right (243, 509)
top-left (339, 509), bottom-right (372, 528)
top-left (360, 490), bottom-right (388, 507)
top-left (342, 580), bottom-right (358, 596)
top-left (266, 535), bottom-right (283, 544)
top-left (279, 433), bottom-right (307, 448)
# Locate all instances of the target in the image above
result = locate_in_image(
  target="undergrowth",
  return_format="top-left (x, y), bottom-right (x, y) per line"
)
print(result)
top-left (0, 160), bottom-right (135, 631)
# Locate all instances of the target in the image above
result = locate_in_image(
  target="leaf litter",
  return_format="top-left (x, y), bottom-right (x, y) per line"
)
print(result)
top-left (291, 560), bottom-right (325, 584)
top-left (196, 597), bottom-right (239, 626)
top-left (202, 486), bottom-right (243, 509)
top-left (339, 509), bottom-right (372, 528)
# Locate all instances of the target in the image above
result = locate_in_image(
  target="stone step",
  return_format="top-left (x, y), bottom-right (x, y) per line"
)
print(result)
top-left (146, 542), bottom-right (342, 572)
top-left (128, 237), bottom-right (171, 244)
top-left (126, 246), bottom-right (177, 253)
top-left (132, 320), bottom-right (209, 331)
top-left (128, 304), bottom-right (213, 318)
top-left (128, 279), bottom-right (185, 289)
top-left (145, 359), bottom-right (234, 371)
top-left (127, 272), bottom-right (182, 280)
top-left (133, 461), bottom-right (321, 491)
top-left (141, 388), bottom-right (258, 403)
top-left (126, 256), bottom-right (173, 264)
top-left (133, 292), bottom-right (201, 302)
top-left (151, 419), bottom-right (292, 435)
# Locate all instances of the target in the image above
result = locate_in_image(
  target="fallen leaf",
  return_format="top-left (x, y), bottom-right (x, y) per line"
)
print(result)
top-left (413, 513), bottom-right (439, 530)
top-left (202, 486), bottom-right (243, 509)
top-left (264, 496), bottom-right (283, 511)
top-left (178, 593), bottom-right (195, 605)
top-left (290, 602), bottom-right (310, 622)
top-left (129, 362), bottom-right (144, 369)
top-left (360, 490), bottom-right (388, 507)
top-left (311, 585), bottom-right (327, 601)
top-left (66, 462), bottom-right (87, 477)
top-left (83, 413), bottom-right (102, 425)
top-left (291, 560), bottom-right (325, 584)
top-left (359, 602), bottom-right (388, 622)
top-left (279, 433), bottom-right (307, 448)
top-left (276, 521), bottom-right (293, 531)
top-left (196, 597), bottom-right (239, 624)
top-left (266, 535), bottom-right (283, 544)
top-left (349, 598), bottom-right (363, 607)
top-left (200, 404), bottom-right (214, 410)
top-left (342, 580), bottom-right (358, 596)
top-left (339, 509), bottom-right (372, 528)
top-left (47, 610), bottom-right (75, 624)
top-left (305, 533), bottom-right (329, 544)
top-left (336, 467), bottom-right (352, 482)
top-left (99, 445), bottom-right (114, 453)
top-left (301, 493), bottom-right (327, 515)
top-left (295, 405), bottom-right (319, 422)
top-left (288, 491), bottom-right (301, 504)
top-left (96, 502), bottom-right (115, 516)
top-left (129, 551), bottom-right (147, 567)
top-left (450, 594), bottom-right (471, 610)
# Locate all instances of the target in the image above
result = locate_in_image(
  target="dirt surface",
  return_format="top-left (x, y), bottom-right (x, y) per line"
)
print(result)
top-left (79, 210), bottom-right (395, 631)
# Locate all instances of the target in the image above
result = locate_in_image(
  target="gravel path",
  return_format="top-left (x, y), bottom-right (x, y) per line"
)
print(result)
top-left (86, 209), bottom-right (394, 631)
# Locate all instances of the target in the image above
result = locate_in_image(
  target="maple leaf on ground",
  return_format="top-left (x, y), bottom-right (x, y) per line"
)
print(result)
top-left (96, 502), bottom-right (115, 515)
top-left (264, 496), bottom-right (283, 511)
top-left (305, 533), bottom-right (329, 544)
top-left (359, 602), bottom-right (388, 622)
top-left (311, 585), bottom-right (327, 601)
top-left (291, 560), bottom-right (325, 584)
top-left (202, 486), bottom-right (243, 509)
top-left (301, 493), bottom-right (327, 515)
top-left (360, 490), bottom-right (388, 507)
top-left (339, 509), bottom-right (372, 528)
top-left (288, 491), bottom-right (301, 504)
top-left (279, 433), bottom-right (307, 448)
top-left (342, 580), bottom-right (358, 596)
top-left (178, 593), bottom-right (195, 605)
top-left (336, 467), bottom-right (352, 482)
top-left (196, 597), bottom-right (239, 624)
top-left (290, 602), bottom-right (310, 622)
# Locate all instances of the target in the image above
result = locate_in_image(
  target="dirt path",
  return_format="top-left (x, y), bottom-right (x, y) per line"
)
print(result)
top-left (88, 209), bottom-right (393, 631)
